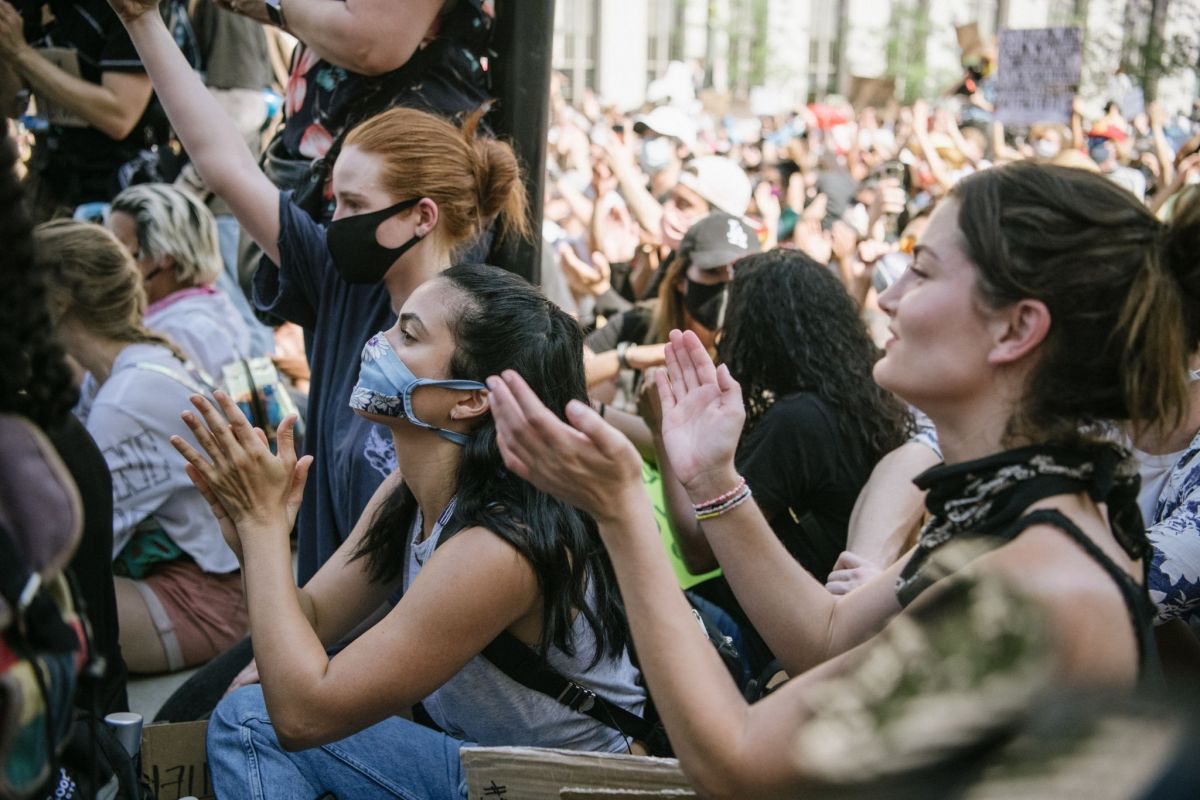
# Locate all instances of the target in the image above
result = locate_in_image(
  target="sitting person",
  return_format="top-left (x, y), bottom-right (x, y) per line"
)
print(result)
top-left (109, 183), bottom-right (253, 379)
top-left (172, 264), bottom-right (645, 798)
top-left (37, 220), bottom-right (244, 674)
top-left (489, 161), bottom-right (1191, 796)
top-left (649, 249), bottom-right (911, 673)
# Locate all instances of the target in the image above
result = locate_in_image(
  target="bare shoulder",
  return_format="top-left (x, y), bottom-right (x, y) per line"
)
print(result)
top-left (967, 494), bottom-right (1141, 685)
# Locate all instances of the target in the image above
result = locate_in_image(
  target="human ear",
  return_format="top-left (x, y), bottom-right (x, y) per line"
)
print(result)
top-left (416, 197), bottom-right (440, 237)
top-left (449, 388), bottom-right (490, 422)
top-left (987, 298), bottom-right (1050, 366)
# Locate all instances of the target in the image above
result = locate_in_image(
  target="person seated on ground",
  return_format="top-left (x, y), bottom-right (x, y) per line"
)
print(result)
top-left (173, 264), bottom-right (646, 799)
top-left (37, 220), bottom-right (244, 675)
top-left (109, 183), bottom-right (252, 380)
top-left (488, 160), bottom-right (1191, 796)
top-left (646, 249), bottom-right (911, 674)
top-left (584, 211), bottom-right (759, 435)
top-left (0, 133), bottom-right (129, 714)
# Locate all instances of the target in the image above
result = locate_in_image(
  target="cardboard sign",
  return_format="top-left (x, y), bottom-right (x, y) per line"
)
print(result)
top-left (561, 790), bottom-right (696, 798)
top-left (849, 76), bottom-right (896, 111)
top-left (995, 27), bottom-right (1082, 126)
top-left (461, 747), bottom-right (690, 800)
top-left (956, 23), bottom-right (983, 60)
top-left (140, 720), bottom-right (213, 800)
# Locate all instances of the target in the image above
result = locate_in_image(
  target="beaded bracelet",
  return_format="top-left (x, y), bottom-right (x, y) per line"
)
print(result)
top-left (693, 476), bottom-right (747, 514)
top-left (695, 485), bottom-right (752, 521)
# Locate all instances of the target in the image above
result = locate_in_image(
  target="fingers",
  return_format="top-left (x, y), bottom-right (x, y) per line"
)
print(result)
top-left (212, 390), bottom-right (262, 450)
top-left (287, 455), bottom-right (313, 510)
top-left (831, 550), bottom-right (870, 570)
top-left (486, 375), bottom-right (535, 478)
top-left (664, 330), bottom-right (687, 395)
top-left (654, 368), bottom-right (677, 415)
top-left (172, 434), bottom-right (219, 491)
top-left (676, 329), bottom-right (717, 390)
top-left (188, 394), bottom-right (239, 458)
top-left (276, 413), bottom-right (300, 466)
top-left (715, 363), bottom-right (741, 404)
top-left (564, 398), bottom-right (635, 462)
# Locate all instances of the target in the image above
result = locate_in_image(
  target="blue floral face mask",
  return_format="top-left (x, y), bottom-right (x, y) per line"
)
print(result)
top-left (349, 332), bottom-right (486, 446)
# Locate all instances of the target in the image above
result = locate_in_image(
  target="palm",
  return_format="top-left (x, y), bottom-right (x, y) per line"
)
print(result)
top-left (655, 330), bottom-right (745, 492)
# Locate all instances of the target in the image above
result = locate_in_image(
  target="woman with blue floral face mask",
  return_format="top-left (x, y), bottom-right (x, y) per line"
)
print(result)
top-left (171, 264), bottom-right (646, 799)
top-left (109, 1), bottom-right (532, 713)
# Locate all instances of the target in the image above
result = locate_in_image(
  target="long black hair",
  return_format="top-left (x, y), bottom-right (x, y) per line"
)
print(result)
top-left (718, 249), bottom-right (912, 466)
top-left (0, 134), bottom-right (78, 429)
top-left (352, 263), bottom-right (629, 663)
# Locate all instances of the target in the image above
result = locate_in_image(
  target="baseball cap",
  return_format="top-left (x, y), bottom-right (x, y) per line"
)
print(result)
top-left (633, 106), bottom-right (697, 150)
top-left (677, 156), bottom-right (752, 217)
top-left (678, 212), bottom-right (761, 270)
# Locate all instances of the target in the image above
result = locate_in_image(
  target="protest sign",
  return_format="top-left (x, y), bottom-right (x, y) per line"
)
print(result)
top-left (995, 27), bottom-right (1082, 126)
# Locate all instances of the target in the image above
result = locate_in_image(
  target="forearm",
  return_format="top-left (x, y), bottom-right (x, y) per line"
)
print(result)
top-left (279, 0), bottom-right (433, 76)
top-left (655, 440), bottom-right (718, 573)
top-left (601, 406), bottom-right (654, 461)
top-left (240, 527), bottom-right (332, 734)
top-left (1153, 127), bottom-right (1175, 186)
top-left (124, 13), bottom-right (256, 194)
top-left (613, 163), bottom-right (663, 236)
top-left (10, 48), bottom-right (144, 140)
top-left (597, 500), bottom-right (757, 796)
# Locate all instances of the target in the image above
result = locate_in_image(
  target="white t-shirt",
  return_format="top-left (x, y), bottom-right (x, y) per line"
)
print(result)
top-left (145, 287), bottom-right (251, 381)
top-left (78, 343), bottom-right (239, 574)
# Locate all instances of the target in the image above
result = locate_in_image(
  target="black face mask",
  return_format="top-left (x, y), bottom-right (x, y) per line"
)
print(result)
top-left (327, 197), bottom-right (424, 284)
top-left (683, 278), bottom-right (728, 331)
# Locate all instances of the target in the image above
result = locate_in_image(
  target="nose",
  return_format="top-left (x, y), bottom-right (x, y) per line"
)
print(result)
top-left (876, 270), bottom-right (906, 316)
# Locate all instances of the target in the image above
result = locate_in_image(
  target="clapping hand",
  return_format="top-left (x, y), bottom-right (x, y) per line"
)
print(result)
top-left (654, 330), bottom-right (744, 501)
top-left (488, 371), bottom-right (645, 526)
top-left (169, 392), bottom-right (311, 556)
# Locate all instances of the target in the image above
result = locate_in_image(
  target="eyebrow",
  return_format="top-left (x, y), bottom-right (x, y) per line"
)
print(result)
top-left (336, 190), bottom-right (368, 204)
top-left (912, 244), bottom-right (939, 262)
top-left (399, 312), bottom-right (428, 337)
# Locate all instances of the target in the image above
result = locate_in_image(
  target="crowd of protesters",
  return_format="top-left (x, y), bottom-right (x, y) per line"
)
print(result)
top-left (4, 0), bottom-right (1200, 797)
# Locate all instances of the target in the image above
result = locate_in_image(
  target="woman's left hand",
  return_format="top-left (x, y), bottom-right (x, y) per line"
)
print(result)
top-left (488, 370), bottom-right (645, 526)
top-left (169, 392), bottom-right (312, 540)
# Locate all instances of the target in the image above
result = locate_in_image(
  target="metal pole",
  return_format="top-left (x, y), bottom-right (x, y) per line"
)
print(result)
top-left (489, 0), bottom-right (556, 285)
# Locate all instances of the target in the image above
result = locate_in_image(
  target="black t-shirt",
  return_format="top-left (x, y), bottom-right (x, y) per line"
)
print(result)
top-left (736, 392), bottom-right (871, 583)
top-left (20, 0), bottom-right (195, 202)
top-left (585, 305), bottom-right (654, 354)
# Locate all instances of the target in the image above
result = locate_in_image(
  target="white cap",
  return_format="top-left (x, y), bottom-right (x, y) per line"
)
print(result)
top-left (676, 157), bottom-right (752, 217)
top-left (633, 106), bottom-right (697, 150)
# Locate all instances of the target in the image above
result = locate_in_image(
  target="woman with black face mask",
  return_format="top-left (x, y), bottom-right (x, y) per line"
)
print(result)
top-left (109, 0), bottom-right (531, 716)
top-left (583, 212), bottom-right (757, 429)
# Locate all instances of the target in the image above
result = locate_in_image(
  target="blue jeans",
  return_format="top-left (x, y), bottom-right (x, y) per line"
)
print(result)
top-left (208, 686), bottom-right (469, 800)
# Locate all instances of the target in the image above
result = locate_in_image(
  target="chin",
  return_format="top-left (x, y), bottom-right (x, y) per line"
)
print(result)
top-left (872, 356), bottom-right (914, 405)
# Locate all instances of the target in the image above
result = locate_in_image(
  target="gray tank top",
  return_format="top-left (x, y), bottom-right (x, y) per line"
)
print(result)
top-left (404, 501), bottom-right (647, 751)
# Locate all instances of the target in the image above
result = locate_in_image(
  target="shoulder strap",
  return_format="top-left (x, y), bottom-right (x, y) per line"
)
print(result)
top-left (480, 631), bottom-right (657, 745)
top-left (133, 361), bottom-right (214, 396)
top-left (1011, 509), bottom-right (1156, 675)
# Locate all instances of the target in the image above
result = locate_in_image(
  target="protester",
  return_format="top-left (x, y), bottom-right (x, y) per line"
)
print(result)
top-left (37, 220), bottom-right (243, 674)
top-left (490, 160), bottom-right (1192, 795)
top-left (171, 264), bottom-right (646, 798)
top-left (109, 183), bottom-right (252, 379)
top-left (647, 249), bottom-right (911, 672)
top-left (0, 133), bottom-right (129, 713)
top-left (0, 0), bottom-right (195, 220)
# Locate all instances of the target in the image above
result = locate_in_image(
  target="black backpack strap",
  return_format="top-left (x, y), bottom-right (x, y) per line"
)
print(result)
top-left (480, 631), bottom-right (658, 745)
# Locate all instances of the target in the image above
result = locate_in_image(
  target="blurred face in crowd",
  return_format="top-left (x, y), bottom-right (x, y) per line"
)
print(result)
top-left (660, 183), bottom-right (710, 251)
top-left (873, 199), bottom-right (1000, 417)
top-left (108, 210), bottom-right (176, 304)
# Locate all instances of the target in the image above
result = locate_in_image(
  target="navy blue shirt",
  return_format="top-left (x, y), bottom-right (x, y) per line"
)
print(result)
top-left (254, 192), bottom-right (396, 584)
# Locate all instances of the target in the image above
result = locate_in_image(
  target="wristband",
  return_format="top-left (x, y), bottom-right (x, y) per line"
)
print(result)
top-left (265, 0), bottom-right (286, 27)
top-left (695, 485), bottom-right (752, 521)
top-left (616, 341), bottom-right (631, 371)
top-left (693, 476), bottom-right (747, 513)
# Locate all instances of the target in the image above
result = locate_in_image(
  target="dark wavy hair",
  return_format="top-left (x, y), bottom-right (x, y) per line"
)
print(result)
top-left (352, 263), bottom-right (628, 664)
top-left (0, 134), bottom-right (78, 429)
top-left (718, 249), bottom-right (912, 465)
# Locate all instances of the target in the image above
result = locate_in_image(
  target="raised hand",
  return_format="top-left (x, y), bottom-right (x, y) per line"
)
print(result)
top-left (105, 0), bottom-right (162, 23)
top-left (488, 370), bottom-right (645, 525)
top-left (655, 330), bottom-right (744, 501)
top-left (169, 392), bottom-right (312, 542)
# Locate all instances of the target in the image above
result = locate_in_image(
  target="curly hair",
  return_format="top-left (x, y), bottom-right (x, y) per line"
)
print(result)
top-left (0, 133), bottom-right (78, 429)
top-left (718, 249), bottom-right (912, 465)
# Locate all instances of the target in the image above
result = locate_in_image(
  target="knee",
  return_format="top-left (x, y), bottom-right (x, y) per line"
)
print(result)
top-left (208, 684), bottom-right (269, 751)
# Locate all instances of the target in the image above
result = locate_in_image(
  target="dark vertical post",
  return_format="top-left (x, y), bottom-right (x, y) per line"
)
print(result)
top-left (489, 0), bottom-right (556, 284)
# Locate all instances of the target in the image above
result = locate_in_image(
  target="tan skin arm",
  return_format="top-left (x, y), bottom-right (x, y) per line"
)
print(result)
top-left (845, 440), bottom-right (938, 566)
top-left (0, 1), bottom-right (153, 141)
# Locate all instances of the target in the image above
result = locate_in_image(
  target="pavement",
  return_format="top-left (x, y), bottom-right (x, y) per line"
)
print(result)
top-left (128, 667), bottom-right (200, 721)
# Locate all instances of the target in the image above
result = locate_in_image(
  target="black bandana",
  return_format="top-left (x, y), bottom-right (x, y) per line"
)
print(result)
top-left (896, 442), bottom-right (1146, 606)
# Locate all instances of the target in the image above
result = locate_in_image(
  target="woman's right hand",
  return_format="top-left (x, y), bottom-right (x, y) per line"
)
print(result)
top-left (225, 657), bottom-right (261, 696)
top-left (106, 0), bottom-right (160, 23)
top-left (656, 330), bottom-right (745, 502)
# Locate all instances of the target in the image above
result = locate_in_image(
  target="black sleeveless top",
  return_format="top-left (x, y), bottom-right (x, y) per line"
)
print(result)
top-left (896, 442), bottom-right (1160, 684)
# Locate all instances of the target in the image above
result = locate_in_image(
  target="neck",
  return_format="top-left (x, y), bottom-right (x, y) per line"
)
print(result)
top-left (1133, 377), bottom-right (1200, 455)
top-left (922, 380), bottom-right (1025, 465)
top-left (60, 323), bottom-right (129, 385)
top-left (384, 245), bottom-right (451, 313)
top-left (391, 428), bottom-right (462, 541)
